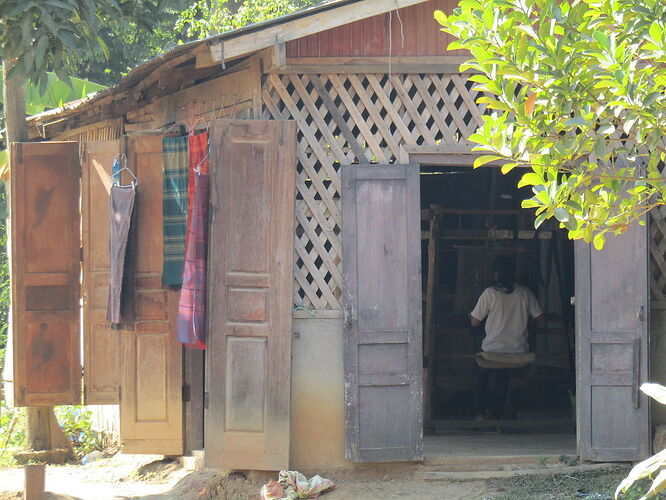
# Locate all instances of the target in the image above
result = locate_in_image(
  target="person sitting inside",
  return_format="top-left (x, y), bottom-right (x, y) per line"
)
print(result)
top-left (470, 255), bottom-right (545, 420)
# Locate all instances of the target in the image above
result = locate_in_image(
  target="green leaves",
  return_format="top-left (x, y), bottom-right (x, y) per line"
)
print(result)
top-left (436, 0), bottom-right (666, 249)
top-left (175, 0), bottom-right (320, 39)
top-left (614, 383), bottom-right (666, 499)
top-left (0, 0), bottom-right (162, 89)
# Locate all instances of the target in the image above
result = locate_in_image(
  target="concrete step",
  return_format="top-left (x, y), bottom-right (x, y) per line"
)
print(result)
top-left (416, 462), bottom-right (620, 481)
top-left (422, 454), bottom-right (565, 469)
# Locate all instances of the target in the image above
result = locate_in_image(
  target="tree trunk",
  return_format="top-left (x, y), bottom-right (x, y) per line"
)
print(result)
top-left (3, 62), bottom-right (56, 452)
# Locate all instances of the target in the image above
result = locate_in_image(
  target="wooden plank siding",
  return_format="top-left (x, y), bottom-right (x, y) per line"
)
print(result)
top-left (286, 0), bottom-right (464, 58)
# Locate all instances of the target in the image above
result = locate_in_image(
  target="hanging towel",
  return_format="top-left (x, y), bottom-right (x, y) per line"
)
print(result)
top-left (188, 131), bottom-right (209, 209)
top-left (185, 131), bottom-right (209, 252)
top-left (177, 173), bottom-right (210, 349)
top-left (107, 185), bottom-right (136, 326)
top-left (162, 135), bottom-right (189, 287)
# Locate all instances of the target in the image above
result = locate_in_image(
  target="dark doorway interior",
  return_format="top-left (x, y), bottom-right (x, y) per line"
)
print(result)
top-left (420, 165), bottom-right (576, 436)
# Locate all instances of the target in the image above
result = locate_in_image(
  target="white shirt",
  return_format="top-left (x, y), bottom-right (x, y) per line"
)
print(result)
top-left (471, 285), bottom-right (543, 353)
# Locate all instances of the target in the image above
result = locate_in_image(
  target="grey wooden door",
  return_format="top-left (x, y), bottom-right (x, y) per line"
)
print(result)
top-left (342, 163), bottom-right (423, 463)
top-left (575, 221), bottom-right (650, 461)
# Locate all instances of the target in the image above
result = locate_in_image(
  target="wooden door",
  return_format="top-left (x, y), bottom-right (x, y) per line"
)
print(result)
top-left (576, 222), bottom-right (650, 461)
top-left (206, 120), bottom-right (296, 471)
top-left (82, 140), bottom-right (121, 404)
top-left (342, 163), bottom-right (423, 462)
top-left (119, 135), bottom-right (183, 455)
top-left (10, 142), bottom-right (81, 406)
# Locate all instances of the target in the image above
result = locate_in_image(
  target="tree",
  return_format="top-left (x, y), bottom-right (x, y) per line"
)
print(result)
top-left (75, 0), bottom-right (191, 86)
top-left (0, 0), bottom-right (162, 454)
top-left (176, 0), bottom-right (321, 38)
top-left (435, 0), bottom-right (665, 248)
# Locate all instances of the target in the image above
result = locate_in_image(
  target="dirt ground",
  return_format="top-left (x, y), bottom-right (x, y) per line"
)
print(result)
top-left (0, 454), bottom-right (639, 500)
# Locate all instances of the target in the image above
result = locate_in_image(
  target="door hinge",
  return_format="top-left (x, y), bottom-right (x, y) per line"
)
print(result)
top-left (182, 385), bottom-right (191, 403)
top-left (204, 391), bottom-right (209, 410)
top-left (80, 246), bottom-right (84, 262)
top-left (118, 385), bottom-right (122, 401)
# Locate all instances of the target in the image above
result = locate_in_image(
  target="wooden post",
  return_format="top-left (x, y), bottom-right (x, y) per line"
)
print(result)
top-left (423, 212), bottom-right (440, 423)
top-left (24, 464), bottom-right (45, 500)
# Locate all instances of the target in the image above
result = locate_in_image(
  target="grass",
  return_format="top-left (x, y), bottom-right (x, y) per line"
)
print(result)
top-left (483, 467), bottom-right (666, 500)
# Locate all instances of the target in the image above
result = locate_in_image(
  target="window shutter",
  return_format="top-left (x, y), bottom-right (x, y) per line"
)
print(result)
top-left (205, 120), bottom-right (296, 470)
top-left (82, 140), bottom-right (122, 404)
top-left (10, 142), bottom-right (81, 406)
top-left (119, 135), bottom-right (183, 455)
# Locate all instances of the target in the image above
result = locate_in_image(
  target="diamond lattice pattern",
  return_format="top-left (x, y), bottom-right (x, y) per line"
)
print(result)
top-left (262, 72), bottom-right (487, 312)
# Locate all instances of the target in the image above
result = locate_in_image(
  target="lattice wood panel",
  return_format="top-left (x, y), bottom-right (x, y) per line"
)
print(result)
top-left (262, 72), bottom-right (486, 312)
top-left (650, 206), bottom-right (666, 307)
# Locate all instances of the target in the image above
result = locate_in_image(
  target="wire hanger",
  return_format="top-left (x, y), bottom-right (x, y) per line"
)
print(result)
top-left (193, 152), bottom-right (209, 175)
top-left (189, 102), bottom-right (211, 135)
top-left (112, 153), bottom-right (138, 188)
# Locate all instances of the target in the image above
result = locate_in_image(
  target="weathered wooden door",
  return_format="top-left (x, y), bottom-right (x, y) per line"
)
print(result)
top-left (576, 221), bottom-right (650, 461)
top-left (342, 163), bottom-right (423, 462)
top-left (206, 120), bottom-right (296, 470)
top-left (10, 142), bottom-right (81, 406)
top-left (82, 140), bottom-right (121, 404)
top-left (119, 135), bottom-right (183, 455)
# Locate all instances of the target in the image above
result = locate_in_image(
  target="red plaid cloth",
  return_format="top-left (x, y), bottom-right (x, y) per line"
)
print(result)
top-left (185, 131), bottom-right (209, 249)
top-left (177, 132), bottom-right (210, 349)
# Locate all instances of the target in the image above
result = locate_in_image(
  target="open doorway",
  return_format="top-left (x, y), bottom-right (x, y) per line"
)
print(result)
top-left (420, 164), bottom-right (577, 458)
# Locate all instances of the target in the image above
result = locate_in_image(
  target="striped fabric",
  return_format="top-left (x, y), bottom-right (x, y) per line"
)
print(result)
top-left (177, 132), bottom-right (210, 349)
top-left (162, 135), bottom-right (189, 287)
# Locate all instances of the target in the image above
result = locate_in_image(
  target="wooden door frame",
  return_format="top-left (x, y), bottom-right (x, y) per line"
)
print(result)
top-left (404, 147), bottom-right (582, 447)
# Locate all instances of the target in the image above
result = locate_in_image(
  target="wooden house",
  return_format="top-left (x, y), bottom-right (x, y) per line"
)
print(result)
top-left (9, 0), bottom-right (664, 471)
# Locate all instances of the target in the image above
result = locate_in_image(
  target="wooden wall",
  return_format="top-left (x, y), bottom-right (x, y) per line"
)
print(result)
top-left (286, 0), bottom-right (464, 58)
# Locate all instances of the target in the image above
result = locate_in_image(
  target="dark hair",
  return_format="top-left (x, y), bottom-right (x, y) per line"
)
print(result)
top-left (493, 255), bottom-right (515, 294)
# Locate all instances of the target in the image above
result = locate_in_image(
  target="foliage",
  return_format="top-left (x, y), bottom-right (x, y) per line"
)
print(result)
top-left (0, 73), bottom-right (106, 116)
top-left (0, 190), bottom-right (8, 372)
top-left (176, 0), bottom-right (321, 39)
top-left (54, 406), bottom-right (104, 459)
top-left (0, 0), bottom-right (164, 90)
top-left (435, 0), bottom-right (666, 247)
top-left (615, 384), bottom-right (666, 499)
top-left (0, 404), bottom-right (107, 464)
top-left (0, 401), bottom-right (26, 467)
top-left (75, 0), bottom-right (192, 86)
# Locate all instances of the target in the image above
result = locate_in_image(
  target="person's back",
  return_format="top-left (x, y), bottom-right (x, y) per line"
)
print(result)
top-left (469, 255), bottom-right (545, 419)
top-left (472, 284), bottom-right (541, 353)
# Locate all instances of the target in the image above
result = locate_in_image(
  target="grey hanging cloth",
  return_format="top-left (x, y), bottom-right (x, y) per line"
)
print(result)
top-left (107, 184), bottom-right (136, 326)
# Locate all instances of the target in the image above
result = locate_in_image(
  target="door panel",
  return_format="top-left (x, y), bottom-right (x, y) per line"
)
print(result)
top-left (342, 164), bottom-right (423, 462)
top-left (82, 140), bottom-right (121, 404)
top-left (576, 220), bottom-right (650, 461)
top-left (119, 135), bottom-right (183, 455)
top-left (10, 142), bottom-right (81, 406)
top-left (206, 120), bottom-right (296, 470)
